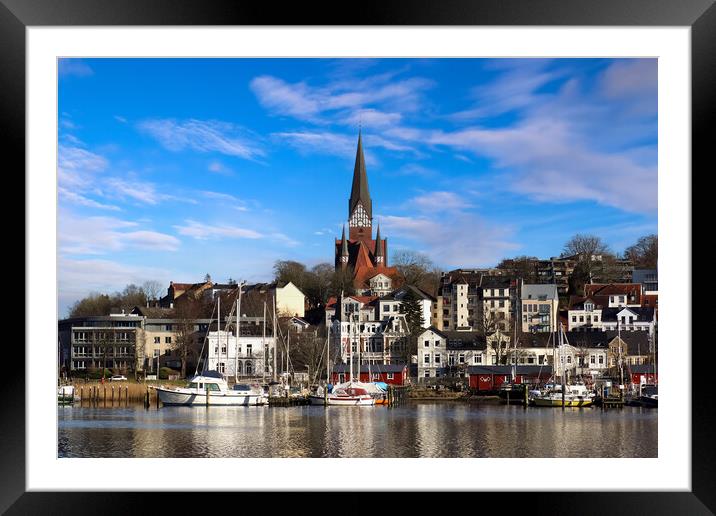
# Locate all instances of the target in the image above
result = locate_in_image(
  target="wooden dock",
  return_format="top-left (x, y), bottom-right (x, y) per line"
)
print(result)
top-left (601, 396), bottom-right (625, 409)
top-left (387, 385), bottom-right (408, 406)
top-left (268, 396), bottom-right (310, 407)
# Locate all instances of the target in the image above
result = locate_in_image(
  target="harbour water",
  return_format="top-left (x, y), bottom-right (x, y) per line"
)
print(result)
top-left (58, 401), bottom-right (657, 458)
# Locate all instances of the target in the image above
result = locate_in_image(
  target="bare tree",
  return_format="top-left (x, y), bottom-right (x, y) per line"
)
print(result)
top-left (477, 309), bottom-right (511, 365)
top-left (562, 234), bottom-right (611, 258)
top-left (142, 280), bottom-right (164, 302)
top-left (625, 234), bottom-right (658, 269)
top-left (497, 256), bottom-right (539, 283)
top-left (392, 250), bottom-right (441, 296)
top-left (173, 300), bottom-right (201, 378)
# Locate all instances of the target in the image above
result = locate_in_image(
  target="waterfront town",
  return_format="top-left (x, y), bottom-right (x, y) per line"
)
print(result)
top-left (58, 133), bottom-right (658, 401)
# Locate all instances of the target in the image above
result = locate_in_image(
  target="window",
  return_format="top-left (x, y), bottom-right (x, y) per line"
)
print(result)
top-left (153, 349), bottom-right (160, 357)
top-left (165, 336), bottom-right (172, 344)
top-left (572, 316), bottom-right (576, 322)
top-left (435, 340), bottom-right (440, 347)
top-left (424, 371), bottom-right (430, 378)
top-left (474, 355), bottom-right (482, 364)
top-left (387, 373), bottom-right (394, 380)
top-left (434, 354), bottom-right (441, 364)
top-left (459, 354), bottom-right (465, 364)
top-left (246, 344), bottom-right (252, 355)
top-left (567, 356), bottom-right (572, 364)
top-left (590, 355), bottom-right (596, 364)
top-left (154, 337), bottom-right (160, 344)
top-left (164, 349), bottom-right (171, 356)
top-left (165, 324), bottom-right (172, 331)
top-left (424, 354), bottom-right (430, 364)
top-left (538, 354), bottom-right (545, 364)
top-left (424, 340), bottom-right (430, 347)
top-left (598, 355), bottom-right (604, 365)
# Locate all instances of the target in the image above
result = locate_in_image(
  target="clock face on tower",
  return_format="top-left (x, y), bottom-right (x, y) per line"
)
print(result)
top-left (349, 203), bottom-right (371, 228)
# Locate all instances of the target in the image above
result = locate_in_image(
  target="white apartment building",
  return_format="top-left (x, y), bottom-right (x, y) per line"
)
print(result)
top-left (205, 330), bottom-right (275, 378)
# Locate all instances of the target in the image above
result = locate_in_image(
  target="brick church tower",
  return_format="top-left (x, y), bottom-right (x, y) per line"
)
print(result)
top-left (335, 132), bottom-right (397, 292)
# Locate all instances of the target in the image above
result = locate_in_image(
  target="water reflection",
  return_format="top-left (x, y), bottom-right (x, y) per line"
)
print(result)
top-left (58, 402), bottom-right (657, 458)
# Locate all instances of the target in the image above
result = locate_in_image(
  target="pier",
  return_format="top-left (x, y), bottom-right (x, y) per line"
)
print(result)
top-left (268, 396), bottom-right (310, 407)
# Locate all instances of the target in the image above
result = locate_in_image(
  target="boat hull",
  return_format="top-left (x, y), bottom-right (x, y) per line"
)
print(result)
top-left (532, 397), bottom-right (594, 407)
top-left (308, 395), bottom-right (375, 406)
top-left (156, 387), bottom-right (266, 406)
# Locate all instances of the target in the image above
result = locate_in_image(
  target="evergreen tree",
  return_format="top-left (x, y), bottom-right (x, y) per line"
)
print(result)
top-left (399, 288), bottom-right (425, 363)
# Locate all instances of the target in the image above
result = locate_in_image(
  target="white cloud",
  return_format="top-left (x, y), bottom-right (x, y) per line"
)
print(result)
top-left (174, 220), bottom-right (263, 240)
top-left (344, 109), bottom-right (402, 127)
top-left (58, 256), bottom-right (173, 317)
top-left (250, 73), bottom-right (433, 123)
top-left (410, 191), bottom-right (473, 212)
top-left (58, 187), bottom-right (121, 211)
top-left (379, 213), bottom-right (517, 267)
top-left (138, 119), bottom-right (265, 160)
top-left (104, 177), bottom-right (167, 205)
top-left (58, 59), bottom-right (94, 77)
top-left (58, 145), bottom-right (108, 190)
top-left (59, 212), bottom-right (179, 255)
top-left (201, 191), bottom-right (238, 203)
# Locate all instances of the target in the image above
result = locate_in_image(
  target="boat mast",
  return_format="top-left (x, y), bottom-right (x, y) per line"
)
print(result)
top-left (272, 294), bottom-right (277, 382)
top-left (262, 301), bottom-right (266, 383)
top-left (326, 333), bottom-right (330, 385)
top-left (217, 296), bottom-right (221, 374)
top-left (560, 322), bottom-right (565, 408)
top-left (618, 319), bottom-right (624, 391)
top-left (235, 282), bottom-right (243, 383)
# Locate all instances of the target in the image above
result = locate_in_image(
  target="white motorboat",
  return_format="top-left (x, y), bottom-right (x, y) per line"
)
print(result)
top-left (58, 384), bottom-right (76, 404)
top-left (309, 382), bottom-right (375, 406)
top-left (156, 371), bottom-right (267, 406)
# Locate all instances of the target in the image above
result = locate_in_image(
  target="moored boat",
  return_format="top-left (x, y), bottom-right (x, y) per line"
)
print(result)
top-left (309, 383), bottom-right (375, 406)
top-left (58, 384), bottom-right (76, 404)
top-left (156, 371), bottom-right (267, 406)
top-left (531, 383), bottom-right (595, 407)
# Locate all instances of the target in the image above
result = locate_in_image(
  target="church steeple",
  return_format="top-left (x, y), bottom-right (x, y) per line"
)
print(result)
top-left (340, 225), bottom-right (349, 268)
top-left (348, 131), bottom-right (373, 242)
top-left (374, 224), bottom-right (383, 264)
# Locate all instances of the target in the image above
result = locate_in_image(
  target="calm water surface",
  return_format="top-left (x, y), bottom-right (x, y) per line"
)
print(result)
top-left (58, 402), bottom-right (657, 458)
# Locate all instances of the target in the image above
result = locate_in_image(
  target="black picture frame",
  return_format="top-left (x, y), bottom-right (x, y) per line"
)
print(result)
top-left (3, 0), bottom-right (711, 513)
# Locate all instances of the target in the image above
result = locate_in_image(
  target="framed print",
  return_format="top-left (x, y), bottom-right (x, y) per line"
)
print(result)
top-left (4, 0), bottom-right (713, 513)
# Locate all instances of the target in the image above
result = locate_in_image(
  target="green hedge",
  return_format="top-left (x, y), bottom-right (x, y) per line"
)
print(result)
top-left (159, 367), bottom-right (180, 380)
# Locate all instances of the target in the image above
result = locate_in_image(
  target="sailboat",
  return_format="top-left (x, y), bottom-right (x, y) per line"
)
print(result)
top-left (532, 322), bottom-right (595, 407)
top-left (156, 295), bottom-right (266, 406)
top-left (308, 323), bottom-right (374, 406)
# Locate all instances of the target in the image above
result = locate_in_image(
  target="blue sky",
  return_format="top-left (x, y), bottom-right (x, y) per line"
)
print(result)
top-left (58, 58), bottom-right (657, 316)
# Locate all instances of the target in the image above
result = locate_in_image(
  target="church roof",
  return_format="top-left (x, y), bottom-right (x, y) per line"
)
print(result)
top-left (349, 131), bottom-right (372, 220)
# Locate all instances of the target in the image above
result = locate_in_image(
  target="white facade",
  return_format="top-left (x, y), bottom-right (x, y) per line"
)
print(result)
top-left (368, 273), bottom-right (393, 297)
top-left (205, 330), bottom-right (275, 378)
top-left (417, 328), bottom-right (486, 380)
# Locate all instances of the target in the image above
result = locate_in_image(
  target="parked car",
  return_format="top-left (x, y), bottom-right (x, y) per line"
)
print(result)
top-left (109, 375), bottom-right (127, 382)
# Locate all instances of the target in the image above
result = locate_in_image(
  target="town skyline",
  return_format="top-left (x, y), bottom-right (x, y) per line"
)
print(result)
top-left (58, 58), bottom-right (657, 316)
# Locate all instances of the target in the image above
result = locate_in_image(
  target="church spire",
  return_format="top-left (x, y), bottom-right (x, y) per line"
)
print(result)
top-left (374, 224), bottom-right (383, 263)
top-left (340, 225), bottom-right (349, 269)
top-left (349, 130), bottom-right (372, 221)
